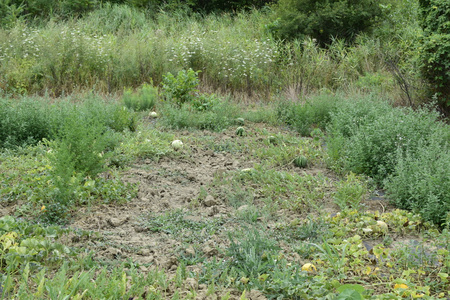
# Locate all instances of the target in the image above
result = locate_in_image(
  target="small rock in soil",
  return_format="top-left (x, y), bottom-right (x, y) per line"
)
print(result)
top-left (105, 247), bottom-right (122, 259)
top-left (160, 256), bottom-right (178, 269)
top-left (138, 248), bottom-right (151, 256)
top-left (107, 217), bottom-right (129, 227)
top-left (185, 278), bottom-right (198, 290)
top-left (205, 206), bottom-right (219, 216)
top-left (185, 246), bottom-right (196, 256)
top-left (203, 245), bottom-right (218, 257)
top-left (203, 195), bottom-right (219, 206)
top-left (247, 289), bottom-right (268, 300)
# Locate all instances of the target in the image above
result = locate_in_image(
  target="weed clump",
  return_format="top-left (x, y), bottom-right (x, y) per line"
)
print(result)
top-left (123, 83), bottom-right (158, 112)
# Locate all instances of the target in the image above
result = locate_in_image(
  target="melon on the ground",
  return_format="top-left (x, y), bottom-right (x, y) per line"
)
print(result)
top-left (294, 156), bottom-right (308, 168)
top-left (236, 127), bottom-right (245, 136)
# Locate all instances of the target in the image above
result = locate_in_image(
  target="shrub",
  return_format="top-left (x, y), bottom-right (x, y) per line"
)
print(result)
top-left (0, 1), bottom-right (25, 28)
top-left (418, 0), bottom-right (450, 110)
top-left (385, 132), bottom-right (450, 225)
top-left (52, 108), bottom-right (114, 178)
top-left (327, 99), bottom-right (443, 183)
top-left (60, 0), bottom-right (98, 16)
top-left (326, 96), bottom-right (450, 224)
top-left (122, 83), bottom-right (158, 112)
top-left (270, 0), bottom-right (384, 46)
top-left (109, 106), bottom-right (138, 132)
top-left (0, 97), bottom-right (55, 149)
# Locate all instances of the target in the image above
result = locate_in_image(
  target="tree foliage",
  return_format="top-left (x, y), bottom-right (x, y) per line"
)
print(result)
top-left (418, 0), bottom-right (450, 110)
top-left (0, 0), bottom-right (272, 25)
top-left (270, 0), bottom-right (384, 46)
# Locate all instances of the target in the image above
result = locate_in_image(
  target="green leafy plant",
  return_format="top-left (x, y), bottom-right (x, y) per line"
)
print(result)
top-left (162, 68), bottom-right (200, 106)
top-left (327, 97), bottom-right (444, 183)
top-left (191, 93), bottom-right (219, 112)
top-left (0, 97), bottom-right (55, 149)
top-left (61, 0), bottom-right (98, 16)
top-left (0, 216), bottom-right (75, 273)
top-left (226, 229), bottom-right (280, 278)
top-left (139, 210), bottom-right (225, 243)
top-left (0, 1), bottom-right (26, 28)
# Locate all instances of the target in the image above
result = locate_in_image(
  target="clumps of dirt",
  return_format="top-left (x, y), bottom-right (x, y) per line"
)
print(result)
top-left (68, 130), bottom-right (256, 266)
top-left (65, 125), bottom-right (394, 297)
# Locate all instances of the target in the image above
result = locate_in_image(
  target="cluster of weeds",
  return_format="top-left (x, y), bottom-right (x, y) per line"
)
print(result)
top-left (122, 83), bottom-right (158, 112)
top-left (197, 228), bottom-right (340, 299)
top-left (158, 70), bottom-right (240, 131)
top-left (273, 216), bottom-right (330, 244)
top-left (276, 93), bottom-right (341, 136)
top-left (333, 172), bottom-right (370, 211)
top-left (227, 165), bottom-right (330, 213)
top-left (0, 146), bottom-right (137, 224)
top-left (111, 124), bottom-right (175, 167)
top-left (159, 98), bottom-right (239, 131)
top-left (251, 129), bottom-right (326, 167)
top-left (0, 216), bottom-right (76, 273)
top-left (0, 95), bottom-right (146, 224)
top-left (138, 210), bottom-right (227, 244)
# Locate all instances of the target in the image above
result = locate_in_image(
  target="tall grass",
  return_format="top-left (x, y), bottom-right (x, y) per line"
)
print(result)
top-left (0, 4), bottom-right (415, 101)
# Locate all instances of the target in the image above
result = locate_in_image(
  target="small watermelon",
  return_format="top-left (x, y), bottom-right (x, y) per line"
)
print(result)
top-left (294, 156), bottom-right (308, 168)
top-left (236, 127), bottom-right (245, 136)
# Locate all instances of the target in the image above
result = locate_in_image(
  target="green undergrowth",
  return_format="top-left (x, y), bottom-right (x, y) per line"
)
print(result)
top-left (278, 92), bottom-right (450, 225)
top-left (138, 210), bottom-right (227, 244)
top-left (0, 94), bottom-right (175, 224)
top-left (190, 209), bottom-right (450, 298)
top-left (326, 97), bottom-right (450, 225)
top-left (158, 98), bottom-right (239, 131)
top-left (0, 216), bottom-right (203, 299)
top-left (0, 143), bottom-right (137, 224)
top-left (1, 97), bottom-right (450, 298)
top-left (214, 165), bottom-right (330, 214)
top-left (250, 128), bottom-right (326, 167)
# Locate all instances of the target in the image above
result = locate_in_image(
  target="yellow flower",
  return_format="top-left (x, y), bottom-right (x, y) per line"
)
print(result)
top-left (41, 205), bottom-right (46, 211)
